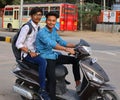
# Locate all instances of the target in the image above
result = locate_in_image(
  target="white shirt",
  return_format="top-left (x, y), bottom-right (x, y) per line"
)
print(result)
top-left (16, 20), bottom-right (39, 58)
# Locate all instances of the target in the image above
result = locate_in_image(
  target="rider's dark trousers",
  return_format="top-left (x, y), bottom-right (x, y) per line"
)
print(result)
top-left (46, 55), bottom-right (81, 100)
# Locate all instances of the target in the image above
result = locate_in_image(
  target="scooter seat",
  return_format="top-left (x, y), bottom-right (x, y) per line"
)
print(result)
top-left (17, 60), bottom-right (68, 79)
top-left (17, 60), bottom-right (38, 71)
top-left (55, 65), bottom-right (68, 79)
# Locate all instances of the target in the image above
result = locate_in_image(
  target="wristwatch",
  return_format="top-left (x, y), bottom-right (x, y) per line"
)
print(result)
top-left (28, 49), bottom-right (31, 54)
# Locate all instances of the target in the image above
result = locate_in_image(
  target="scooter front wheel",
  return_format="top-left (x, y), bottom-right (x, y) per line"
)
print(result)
top-left (21, 95), bottom-right (43, 100)
top-left (89, 90), bottom-right (120, 100)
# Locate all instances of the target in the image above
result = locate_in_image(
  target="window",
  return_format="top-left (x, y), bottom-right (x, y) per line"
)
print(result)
top-left (50, 6), bottom-right (60, 15)
top-left (41, 7), bottom-right (48, 16)
top-left (23, 7), bottom-right (28, 16)
top-left (5, 10), bottom-right (13, 15)
top-left (14, 10), bottom-right (18, 20)
top-left (29, 7), bottom-right (33, 11)
top-left (62, 7), bottom-right (76, 14)
top-left (4, 7), bottom-right (13, 16)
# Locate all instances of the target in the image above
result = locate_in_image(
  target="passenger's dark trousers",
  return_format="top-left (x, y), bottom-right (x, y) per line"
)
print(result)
top-left (46, 55), bottom-right (81, 100)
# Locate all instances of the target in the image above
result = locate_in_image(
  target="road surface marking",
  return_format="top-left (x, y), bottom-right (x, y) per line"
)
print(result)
top-left (94, 50), bottom-right (116, 56)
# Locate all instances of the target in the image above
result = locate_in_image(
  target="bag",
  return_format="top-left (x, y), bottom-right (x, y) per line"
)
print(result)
top-left (11, 22), bottom-right (34, 61)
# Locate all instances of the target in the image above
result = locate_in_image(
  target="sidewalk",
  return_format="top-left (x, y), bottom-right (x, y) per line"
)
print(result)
top-left (0, 29), bottom-right (120, 46)
top-left (58, 31), bottom-right (120, 46)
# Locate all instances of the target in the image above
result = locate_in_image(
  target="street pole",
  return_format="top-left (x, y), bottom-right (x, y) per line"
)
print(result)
top-left (103, 0), bottom-right (106, 32)
top-left (80, 0), bottom-right (83, 31)
top-left (19, 0), bottom-right (23, 28)
top-left (103, 0), bottom-right (106, 10)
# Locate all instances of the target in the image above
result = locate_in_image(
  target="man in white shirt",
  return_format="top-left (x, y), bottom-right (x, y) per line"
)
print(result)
top-left (16, 7), bottom-right (50, 100)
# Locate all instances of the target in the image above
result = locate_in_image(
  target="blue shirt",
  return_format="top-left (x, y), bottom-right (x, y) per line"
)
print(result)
top-left (55, 22), bottom-right (60, 30)
top-left (35, 26), bottom-right (67, 60)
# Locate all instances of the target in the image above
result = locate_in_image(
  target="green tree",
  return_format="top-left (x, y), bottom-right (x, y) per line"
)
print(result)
top-left (78, 3), bottom-right (101, 31)
top-left (13, 0), bottom-right (44, 4)
top-left (0, 0), bottom-right (13, 8)
top-left (12, 0), bottom-right (76, 5)
top-left (84, 0), bottom-right (115, 9)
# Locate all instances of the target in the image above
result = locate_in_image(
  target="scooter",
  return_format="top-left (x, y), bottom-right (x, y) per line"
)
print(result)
top-left (12, 39), bottom-right (120, 100)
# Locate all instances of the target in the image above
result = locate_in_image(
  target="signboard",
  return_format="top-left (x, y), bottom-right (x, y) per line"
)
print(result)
top-left (103, 11), bottom-right (116, 23)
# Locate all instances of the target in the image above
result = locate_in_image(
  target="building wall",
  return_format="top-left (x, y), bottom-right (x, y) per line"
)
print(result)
top-left (96, 23), bottom-right (120, 33)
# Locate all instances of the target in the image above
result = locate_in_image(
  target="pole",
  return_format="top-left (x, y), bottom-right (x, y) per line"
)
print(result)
top-left (103, 0), bottom-right (106, 10)
top-left (103, 0), bottom-right (106, 32)
top-left (19, 0), bottom-right (23, 28)
top-left (80, 0), bottom-right (83, 31)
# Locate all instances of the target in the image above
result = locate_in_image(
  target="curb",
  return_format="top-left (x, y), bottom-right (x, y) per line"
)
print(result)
top-left (0, 36), bottom-right (11, 43)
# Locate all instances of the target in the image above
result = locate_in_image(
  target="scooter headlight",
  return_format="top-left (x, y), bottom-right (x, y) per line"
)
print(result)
top-left (86, 71), bottom-right (104, 84)
top-left (83, 67), bottom-right (104, 84)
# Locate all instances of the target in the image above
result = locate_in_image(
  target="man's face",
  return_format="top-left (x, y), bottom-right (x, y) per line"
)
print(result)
top-left (31, 12), bottom-right (42, 24)
top-left (46, 16), bottom-right (57, 29)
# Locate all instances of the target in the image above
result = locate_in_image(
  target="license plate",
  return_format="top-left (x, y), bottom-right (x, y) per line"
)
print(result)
top-left (91, 58), bottom-right (97, 63)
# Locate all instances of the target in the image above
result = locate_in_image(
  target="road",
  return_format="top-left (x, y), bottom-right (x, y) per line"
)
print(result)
top-left (0, 31), bottom-right (120, 100)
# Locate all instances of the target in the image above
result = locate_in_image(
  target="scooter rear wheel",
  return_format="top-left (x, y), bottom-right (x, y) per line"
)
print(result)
top-left (21, 96), bottom-right (29, 100)
top-left (89, 90), bottom-right (120, 100)
top-left (15, 79), bottom-right (42, 100)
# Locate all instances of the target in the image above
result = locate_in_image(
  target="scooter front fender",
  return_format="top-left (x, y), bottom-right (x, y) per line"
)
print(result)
top-left (99, 84), bottom-right (116, 91)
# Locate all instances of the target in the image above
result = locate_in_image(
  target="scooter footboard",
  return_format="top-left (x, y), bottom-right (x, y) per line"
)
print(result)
top-left (78, 76), bottom-right (98, 100)
top-left (79, 85), bottom-right (97, 100)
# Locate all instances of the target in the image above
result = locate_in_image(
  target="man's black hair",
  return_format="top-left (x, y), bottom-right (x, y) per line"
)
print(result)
top-left (46, 11), bottom-right (59, 19)
top-left (29, 7), bottom-right (43, 16)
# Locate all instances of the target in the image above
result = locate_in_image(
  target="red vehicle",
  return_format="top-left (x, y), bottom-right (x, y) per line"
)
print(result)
top-left (60, 3), bottom-right (78, 31)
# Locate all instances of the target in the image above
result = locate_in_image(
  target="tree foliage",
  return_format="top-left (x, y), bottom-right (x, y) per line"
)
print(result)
top-left (12, 0), bottom-right (42, 5)
top-left (8, 0), bottom-right (76, 5)
top-left (84, 0), bottom-right (115, 9)
top-left (78, 3), bottom-right (101, 30)
top-left (0, 0), bottom-right (13, 8)
top-left (0, 0), bottom-right (116, 7)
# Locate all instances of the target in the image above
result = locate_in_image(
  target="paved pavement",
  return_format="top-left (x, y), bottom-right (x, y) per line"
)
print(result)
top-left (58, 31), bottom-right (120, 46)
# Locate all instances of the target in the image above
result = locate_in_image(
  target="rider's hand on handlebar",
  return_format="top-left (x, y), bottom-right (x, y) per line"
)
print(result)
top-left (66, 48), bottom-right (75, 55)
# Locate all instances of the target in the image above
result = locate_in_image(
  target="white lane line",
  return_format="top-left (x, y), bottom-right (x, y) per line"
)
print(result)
top-left (93, 50), bottom-right (116, 56)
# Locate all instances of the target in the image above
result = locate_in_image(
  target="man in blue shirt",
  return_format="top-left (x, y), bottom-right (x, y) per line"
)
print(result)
top-left (36, 12), bottom-right (81, 100)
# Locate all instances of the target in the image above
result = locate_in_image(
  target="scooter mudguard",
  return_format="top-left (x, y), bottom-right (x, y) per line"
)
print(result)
top-left (99, 84), bottom-right (116, 91)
